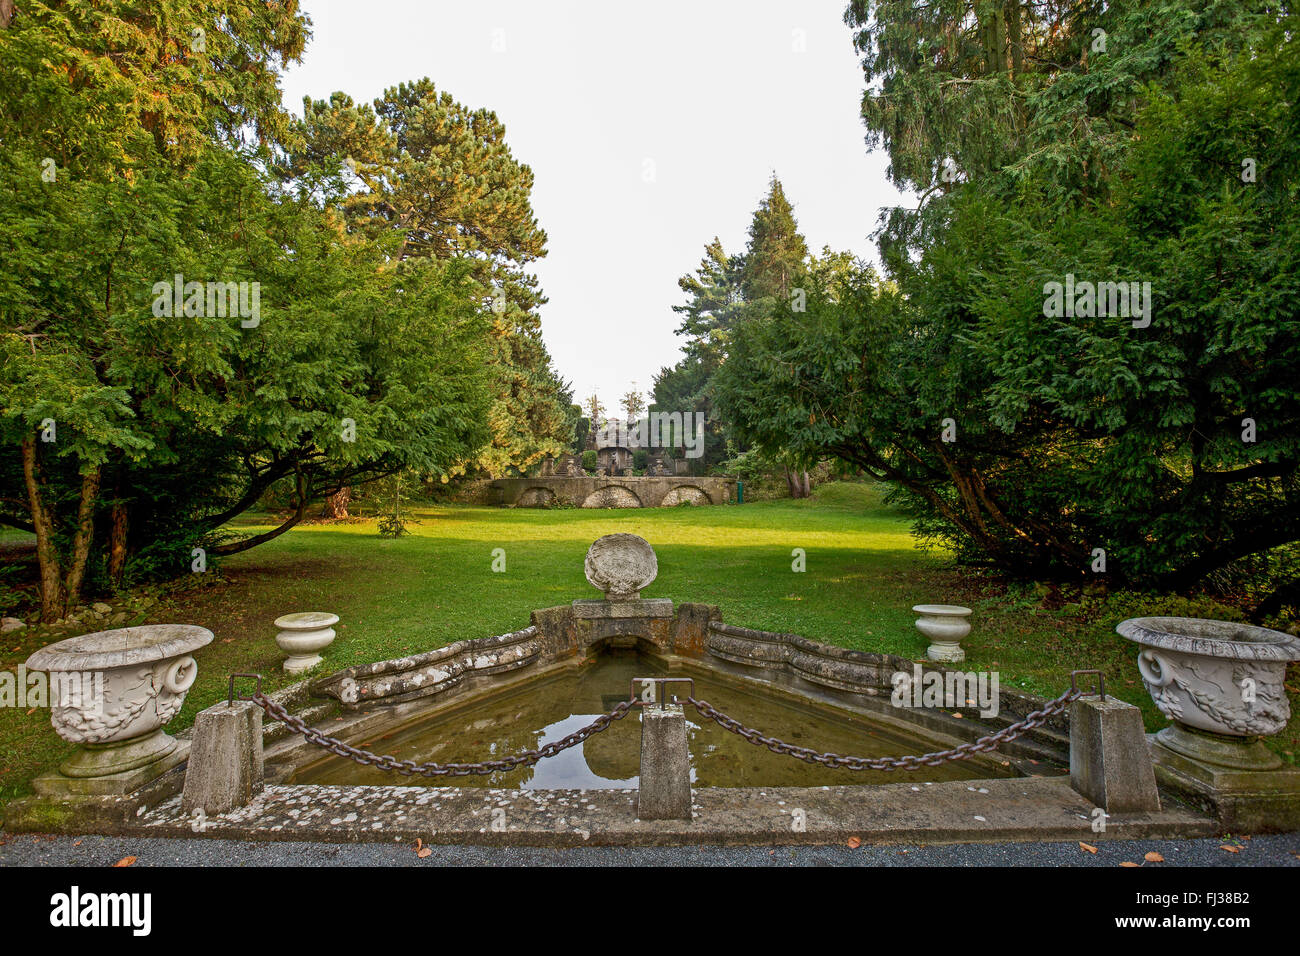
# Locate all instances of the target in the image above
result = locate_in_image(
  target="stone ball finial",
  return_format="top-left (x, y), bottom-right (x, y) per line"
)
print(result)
top-left (584, 534), bottom-right (657, 601)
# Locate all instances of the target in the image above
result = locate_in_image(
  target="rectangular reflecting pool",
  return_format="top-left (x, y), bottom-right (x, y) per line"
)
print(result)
top-left (289, 651), bottom-right (1015, 789)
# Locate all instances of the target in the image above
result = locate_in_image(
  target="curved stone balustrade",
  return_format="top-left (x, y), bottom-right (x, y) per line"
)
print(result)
top-left (707, 622), bottom-right (913, 694)
top-left (312, 626), bottom-right (540, 708)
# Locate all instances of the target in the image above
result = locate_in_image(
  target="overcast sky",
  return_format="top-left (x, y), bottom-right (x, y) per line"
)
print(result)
top-left (279, 0), bottom-right (910, 413)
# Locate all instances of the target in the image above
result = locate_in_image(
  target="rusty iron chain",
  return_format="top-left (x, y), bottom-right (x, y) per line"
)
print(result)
top-left (251, 692), bottom-right (637, 778)
top-left (250, 680), bottom-right (1084, 777)
top-left (685, 687), bottom-right (1083, 772)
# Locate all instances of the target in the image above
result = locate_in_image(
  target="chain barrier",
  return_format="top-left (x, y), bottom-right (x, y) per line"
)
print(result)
top-left (685, 686), bottom-right (1083, 772)
top-left (248, 692), bottom-right (636, 778)
top-left (237, 669), bottom-right (1100, 778)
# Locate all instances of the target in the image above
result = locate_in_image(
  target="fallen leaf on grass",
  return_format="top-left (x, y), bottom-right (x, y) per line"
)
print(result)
top-left (1144, 851), bottom-right (1164, 863)
top-left (1079, 842), bottom-right (1098, 854)
top-left (113, 856), bottom-right (136, 867)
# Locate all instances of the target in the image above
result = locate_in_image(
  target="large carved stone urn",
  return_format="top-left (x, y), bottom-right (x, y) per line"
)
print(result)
top-left (1117, 616), bottom-right (1300, 770)
top-left (26, 624), bottom-right (213, 778)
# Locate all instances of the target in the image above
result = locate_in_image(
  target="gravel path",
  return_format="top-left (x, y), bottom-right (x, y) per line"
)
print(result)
top-left (2, 831), bottom-right (1297, 866)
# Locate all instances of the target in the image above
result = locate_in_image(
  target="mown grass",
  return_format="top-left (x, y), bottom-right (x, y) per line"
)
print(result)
top-left (1, 481), bottom-right (1295, 810)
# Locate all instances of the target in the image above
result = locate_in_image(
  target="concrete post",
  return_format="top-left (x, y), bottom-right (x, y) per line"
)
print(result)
top-left (1069, 696), bottom-right (1161, 813)
top-left (181, 699), bottom-right (264, 816)
top-left (637, 702), bottom-right (691, 820)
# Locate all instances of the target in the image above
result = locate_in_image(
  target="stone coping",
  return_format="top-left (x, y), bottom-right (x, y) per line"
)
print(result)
top-left (572, 599), bottom-right (674, 619)
top-left (26, 624), bottom-right (214, 672)
top-left (310, 626), bottom-right (540, 707)
top-left (1117, 616), bottom-right (1300, 661)
top-left (122, 778), bottom-right (1214, 846)
top-left (704, 621), bottom-right (1073, 746)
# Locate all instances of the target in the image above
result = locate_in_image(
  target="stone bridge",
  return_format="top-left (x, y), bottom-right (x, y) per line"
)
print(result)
top-left (489, 476), bottom-right (737, 508)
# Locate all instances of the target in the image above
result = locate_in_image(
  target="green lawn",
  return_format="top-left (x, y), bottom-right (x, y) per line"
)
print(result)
top-left (1, 481), bottom-right (1295, 808)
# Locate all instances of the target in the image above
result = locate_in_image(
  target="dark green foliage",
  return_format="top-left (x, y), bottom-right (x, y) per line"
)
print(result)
top-left (0, 1), bottom-right (560, 617)
top-left (653, 176), bottom-right (810, 474)
top-left (715, 1), bottom-right (1299, 613)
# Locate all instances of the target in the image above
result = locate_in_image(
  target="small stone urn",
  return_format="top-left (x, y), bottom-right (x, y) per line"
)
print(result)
top-left (274, 611), bottom-right (339, 673)
top-left (913, 605), bottom-right (972, 663)
top-left (25, 624), bottom-right (213, 779)
top-left (1118, 616), bottom-right (1300, 770)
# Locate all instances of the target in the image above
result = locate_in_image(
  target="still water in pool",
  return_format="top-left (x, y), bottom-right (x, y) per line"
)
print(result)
top-left (291, 652), bottom-right (1012, 788)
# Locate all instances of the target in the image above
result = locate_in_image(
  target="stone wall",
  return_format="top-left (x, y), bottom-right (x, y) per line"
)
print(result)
top-left (489, 475), bottom-right (737, 508)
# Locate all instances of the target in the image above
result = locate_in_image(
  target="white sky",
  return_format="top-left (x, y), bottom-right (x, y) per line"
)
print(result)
top-left (279, 0), bottom-right (910, 412)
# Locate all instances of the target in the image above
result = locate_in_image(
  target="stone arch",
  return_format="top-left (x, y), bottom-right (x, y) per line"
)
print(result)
top-left (516, 487), bottom-right (558, 508)
top-left (581, 485), bottom-right (642, 509)
top-left (661, 485), bottom-right (712, 506)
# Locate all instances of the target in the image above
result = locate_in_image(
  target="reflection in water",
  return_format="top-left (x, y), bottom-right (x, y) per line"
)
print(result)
top-left (291, 652), bottom-right (1013, 789)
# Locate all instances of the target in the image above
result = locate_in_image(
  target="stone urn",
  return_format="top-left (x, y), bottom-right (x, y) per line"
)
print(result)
top-left (584, 534), bottom-right (657, 601)
top-left (25, 624), bottom-right (213, 778)
top-left (1118, 616), bottom-right (1300, 770)
top-left (274, 611), bottom-right (339, 673)
top-left (913, 605), bottom-right (972, 663)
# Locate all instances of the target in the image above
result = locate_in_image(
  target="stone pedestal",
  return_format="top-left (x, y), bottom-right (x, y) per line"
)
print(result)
top-left (1149, 734), bottom-right (1300, 832)
top-left (33, 740), bottom-right (191, 799)
top-left (1069, 697), bottom-right (1161, 813)
top-left (182, 700), bottom-right (264, 815)
top-left (637, 703), bottom-right (691, 821)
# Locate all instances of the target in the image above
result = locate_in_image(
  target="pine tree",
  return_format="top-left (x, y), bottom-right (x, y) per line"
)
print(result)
top-left (740, 175), bottom-right (808, 301)
top-left (300, 78), bottom-right (573, 477)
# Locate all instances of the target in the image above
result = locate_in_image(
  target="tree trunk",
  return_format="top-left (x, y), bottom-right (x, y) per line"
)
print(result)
top-left (784, 466), bottom-right (799, 498)
top-left (801, 470), bottom-right (811, 498)
top-left (212, 471), bottom-right (310, 556)
top-left (62, 466), bottom-right (101, 606)
top-left (21, 437), bottom-right (65, 622)
top-left (321, 486), bottom-right (351, 519)
top-left (108, 487), bottom-right (130, 587)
